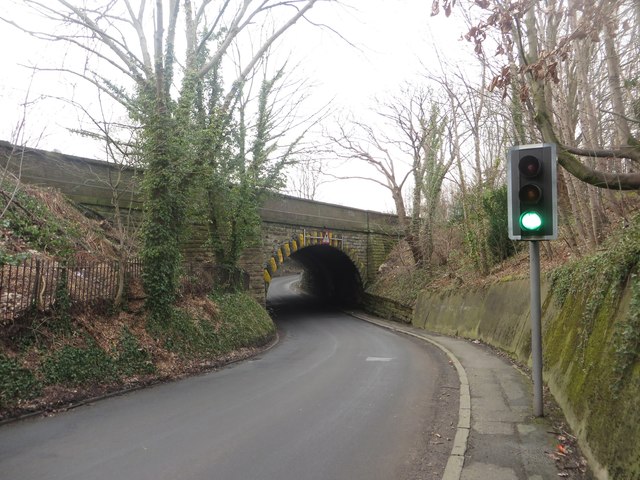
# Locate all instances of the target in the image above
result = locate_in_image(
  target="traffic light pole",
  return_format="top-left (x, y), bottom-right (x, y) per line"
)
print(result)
top-left (530, 240), bottom-right (544, 417)
top-left (508, 143), bottom-right (557, 417)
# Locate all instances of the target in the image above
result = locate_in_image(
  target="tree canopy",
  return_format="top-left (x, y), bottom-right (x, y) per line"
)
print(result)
top-left (3, 0), bottom-right (333, 317)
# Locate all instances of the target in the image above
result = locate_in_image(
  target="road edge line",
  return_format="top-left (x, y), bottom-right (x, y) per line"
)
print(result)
top-left (345, 311), bottom-right (469, 480)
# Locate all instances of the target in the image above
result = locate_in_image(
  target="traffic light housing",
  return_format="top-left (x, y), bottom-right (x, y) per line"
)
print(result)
top-left (507, 144), bottom-right (557, 241)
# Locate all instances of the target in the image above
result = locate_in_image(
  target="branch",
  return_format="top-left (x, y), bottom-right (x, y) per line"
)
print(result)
top-left (536, 110), bottom-right (640, 189)
top-left (164, 0), bottom-right (181, 95)
top-left (197, 0), bottom-right (253, 78)
top-left (322, 172), bottom-right (392, 190)
top-left (301, 16), bottom-right (361, 51)
top-left (24, 65), bottom-right (136, 110)
top-left (564, 145), bottom-right (640, 162)
top-left (558, 148), bottom-right (640, 190)
top-left (154, 0), bottom-right (165, 100)
top-left (123, 0), bottom-right (153, 73)
top-left (2, 17), bottom-right (140, 83)
top-left (196, 0), bottom-right (234, 55)
top-left (221, 0), bottom-right (319, 108)
top-left (53, 0), bottom-right (148, 83)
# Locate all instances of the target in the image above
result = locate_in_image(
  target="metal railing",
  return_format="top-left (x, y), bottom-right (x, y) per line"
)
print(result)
top-left (0, 258), bottom-right (141, 323)
top-left (0, 258), bottom-right (250, 323)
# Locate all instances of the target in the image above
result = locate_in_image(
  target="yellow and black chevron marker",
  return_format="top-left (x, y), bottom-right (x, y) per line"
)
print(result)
top-left (263, 231), bottom-right (361, 286)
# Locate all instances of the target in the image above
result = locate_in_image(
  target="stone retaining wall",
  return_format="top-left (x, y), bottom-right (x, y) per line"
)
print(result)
top-left (412, 278), bottom-right (640, 480)
top-left (362, 293), bottom-right (413, 324)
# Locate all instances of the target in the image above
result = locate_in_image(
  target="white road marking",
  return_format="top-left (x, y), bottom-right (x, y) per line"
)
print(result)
top-left (366, 357), bottom-right (393, 362)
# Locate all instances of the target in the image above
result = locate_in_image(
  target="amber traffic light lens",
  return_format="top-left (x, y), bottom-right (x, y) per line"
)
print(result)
top-left (519, 184), bottom-right (542, 205)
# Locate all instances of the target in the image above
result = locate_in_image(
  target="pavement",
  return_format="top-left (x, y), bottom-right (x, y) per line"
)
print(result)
top-left (348, 311), bottom-right (561, 480)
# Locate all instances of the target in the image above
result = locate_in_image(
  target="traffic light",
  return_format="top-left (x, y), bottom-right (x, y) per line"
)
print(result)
top-left (507, 144), bottom-right (557, 241)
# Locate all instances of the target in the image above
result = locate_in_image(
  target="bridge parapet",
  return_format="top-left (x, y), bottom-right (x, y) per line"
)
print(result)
top-left (2, 141), bottom-right (403, 304)
top-left (260, 194), bottom-right (403, 235)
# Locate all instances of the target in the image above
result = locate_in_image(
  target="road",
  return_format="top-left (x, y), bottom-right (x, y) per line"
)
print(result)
top-left (0, 276), bottom-right (458, 480)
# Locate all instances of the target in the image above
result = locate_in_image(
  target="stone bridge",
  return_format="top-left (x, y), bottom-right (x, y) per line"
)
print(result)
top-left (252, 195), bottom-right (402, 304)
top-left (1, 141), bottom-right (403, 304)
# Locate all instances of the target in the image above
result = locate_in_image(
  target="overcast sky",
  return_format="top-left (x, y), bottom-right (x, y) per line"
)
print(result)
top-left (0, 0), bottom-right (474, 213)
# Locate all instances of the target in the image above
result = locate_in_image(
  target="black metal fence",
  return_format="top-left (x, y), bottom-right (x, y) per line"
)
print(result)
top-left (0, 258), bottom-right (142, 323)
top-left (0, 258), bottom-right (249, 323)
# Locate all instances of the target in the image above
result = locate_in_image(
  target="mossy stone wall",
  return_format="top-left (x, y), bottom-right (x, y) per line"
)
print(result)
top-left (413, 279), bottom-right (536, 358)
top-left (362, 293), bottom-right (413, 324)
top-left (413, 279), bottom-right (640, 480)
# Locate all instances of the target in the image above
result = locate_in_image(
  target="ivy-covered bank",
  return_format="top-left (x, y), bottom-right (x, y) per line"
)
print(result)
top-left (1, 292), bottom-right (275, 419)
top-left (412, 222), bottom-right (640, 480)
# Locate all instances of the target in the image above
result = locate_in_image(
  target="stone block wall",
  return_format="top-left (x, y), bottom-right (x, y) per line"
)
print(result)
top-left (412, 278), bottom-right (640, 480)
top-left (366, 233), bottom-right (398, 283)
top-left (362, 293), bottom-right (413, 324)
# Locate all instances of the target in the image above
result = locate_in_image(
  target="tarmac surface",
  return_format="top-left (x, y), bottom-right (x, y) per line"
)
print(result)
top-left (0, 300), bottom-right (456, 480)
top-left (348, 311), bottom-right (562, 480)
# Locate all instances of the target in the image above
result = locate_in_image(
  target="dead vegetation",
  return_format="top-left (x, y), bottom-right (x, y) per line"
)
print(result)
top-left (0, 181), bottom-right (273, 421)
top-left (369, 211), bottom-right (636, 306)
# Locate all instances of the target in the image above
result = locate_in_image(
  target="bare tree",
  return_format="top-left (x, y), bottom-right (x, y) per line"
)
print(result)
top-left (1, 74), bottom-right (46, 225)
top-left (425, 52), bottom-right (517, 273)
top-left (287, 152), bottom-right (327, 200)
top-left (328, 86), bottom-right (453, 266)
top-left (2, 0), bottom-right (334, 315)
top-left (516, 0), bottom-right (639, 246)
top-left (328, 117), bottom-right (412, 223)
top-left (435, 0), bottom-right (640, 189)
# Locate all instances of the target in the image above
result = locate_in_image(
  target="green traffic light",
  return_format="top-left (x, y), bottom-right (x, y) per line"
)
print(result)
top-left (520, 211), bottom-right (543, 231)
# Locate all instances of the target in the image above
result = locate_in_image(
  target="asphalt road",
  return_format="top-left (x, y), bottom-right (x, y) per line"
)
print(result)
top-left (0, 276), bottom-right (458, 480)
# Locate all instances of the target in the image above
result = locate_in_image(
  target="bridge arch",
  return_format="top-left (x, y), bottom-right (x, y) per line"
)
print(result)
top-left (263, 230), bottom-right (366, 306)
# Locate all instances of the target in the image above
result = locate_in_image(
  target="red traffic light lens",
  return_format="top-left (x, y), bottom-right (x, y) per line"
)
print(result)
top-left (519, 184), bottom-right (542, 204)
top-left (519, 155), bottom-right (542, 178)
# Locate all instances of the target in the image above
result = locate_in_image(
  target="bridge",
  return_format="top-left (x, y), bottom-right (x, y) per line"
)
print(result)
top-left (0, 141), bottom-right (403, 305)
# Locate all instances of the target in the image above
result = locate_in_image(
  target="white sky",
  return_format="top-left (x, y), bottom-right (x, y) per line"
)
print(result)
top-left (0, 0), bottom-right (475, 214)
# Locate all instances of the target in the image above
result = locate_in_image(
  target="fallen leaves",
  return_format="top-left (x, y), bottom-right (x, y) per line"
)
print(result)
top-left (545, 429), bottom-right (589, 478)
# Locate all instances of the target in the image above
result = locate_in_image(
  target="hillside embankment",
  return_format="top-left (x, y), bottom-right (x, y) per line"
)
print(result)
top-left (0, 287), bottom-right (276, 421)
top-left (366, 229), bottom-right (640, 479)
top-left (0, 182), bottom-right (276, 420)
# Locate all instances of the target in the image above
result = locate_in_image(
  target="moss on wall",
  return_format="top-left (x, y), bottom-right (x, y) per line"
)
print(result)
top-left (362, 293), bottom-right (413, 324)
top-left (366, 233), bottom-right (397, 283)
top-left (413, 275), bottom-right (640, 480)
top-left (413, 218), bottom-right (640, 479)
top-left (543, 281), bottom-right (640, 480)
